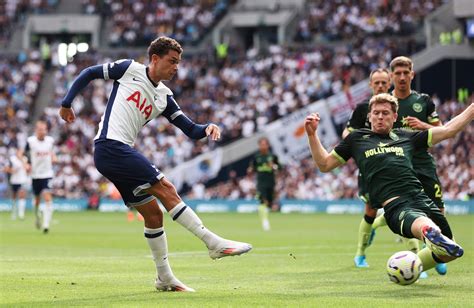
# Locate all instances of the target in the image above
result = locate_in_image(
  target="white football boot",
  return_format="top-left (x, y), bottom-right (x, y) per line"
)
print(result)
top-left (208, 240), bottom-right (252, 260)
top-left (155, 276), bottom-right (195, 292)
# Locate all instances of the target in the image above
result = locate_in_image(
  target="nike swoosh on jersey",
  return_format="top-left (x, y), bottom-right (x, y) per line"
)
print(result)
top-left (132, 77), bottom-right (142, 82)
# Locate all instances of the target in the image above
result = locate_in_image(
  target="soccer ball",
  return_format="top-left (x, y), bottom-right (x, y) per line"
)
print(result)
top-left (386, 251), bottom-right (423, 285)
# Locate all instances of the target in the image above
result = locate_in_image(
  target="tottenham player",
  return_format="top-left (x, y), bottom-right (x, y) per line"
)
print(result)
top-left (22, 121), bottom-right (56, 233)
top-left (305, 94), bottom-right (472, 274)
top-left (4, 148), bottom-right (30, 220)
top-left (59, 37), bottom-right (252, 292)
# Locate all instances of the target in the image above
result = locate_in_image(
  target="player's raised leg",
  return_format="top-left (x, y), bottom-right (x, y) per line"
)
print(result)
top-left (134, 199), bottom-right (194, 292)
top-left (385, 199), bottom-right (463, 272)
top-left (412, 218), bottom-right (463, 270)
top-left (146, 178), bottom-right (252, 260)
top-left (407, 221), bottom-right (461, 274)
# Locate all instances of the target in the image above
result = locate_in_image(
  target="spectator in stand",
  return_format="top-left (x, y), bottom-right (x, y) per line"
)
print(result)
top-left (0, 52), bottom-right (44, 200)
top-left (81, 0), bottom-right (233, 47)
top-left (0, 0), bottom-right (58, 47)
top-left (295, 0), bottom-right (444, 42)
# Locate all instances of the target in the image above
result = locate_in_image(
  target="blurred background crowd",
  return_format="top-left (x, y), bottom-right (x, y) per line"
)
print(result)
top-left (1, 0), bottom-right (472, 202)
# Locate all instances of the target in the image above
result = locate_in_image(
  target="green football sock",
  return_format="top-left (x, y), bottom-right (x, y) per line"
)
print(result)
top-left (372, 215), bottom-right (387, 230)
top-left (418, 247), bottom-right (438, 271)
top-left (401, 237), bottom-right (420, 253)
top-left (356, 218), bottom-right (372, 256)
top-left (258, 204), bottom-right (270, 230)
top-left (258, 204), bottom-right (268, 217)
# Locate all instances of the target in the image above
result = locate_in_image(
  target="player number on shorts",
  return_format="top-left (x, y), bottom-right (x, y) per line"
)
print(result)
top-left (434, 184), bottom-right (442, 198)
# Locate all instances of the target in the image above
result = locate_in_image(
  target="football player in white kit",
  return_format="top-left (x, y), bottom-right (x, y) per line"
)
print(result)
top-left (23, 121), bottom-right (57, 233)
top-left (4, 148), bottom-right (29, 220)
top-left (59, 37), bottom-right (252, 292)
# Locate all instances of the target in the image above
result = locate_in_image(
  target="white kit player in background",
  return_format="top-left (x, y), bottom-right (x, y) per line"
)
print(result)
top-left (22, 121), bottom-right (57, 233)
top-left (4, 148), bottom-right (30, 220)
top-left (59, 36), bottom-right (252, 292)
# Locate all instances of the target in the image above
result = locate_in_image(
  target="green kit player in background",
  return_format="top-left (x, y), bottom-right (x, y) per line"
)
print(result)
top-left (342, 68), bottom-right (391, 268)
top-left (304, 93), bottom-right (472, 277)
top-left (248, 137), bottom-right (280, 231)
top-left (371, 56), bottom-right (448, 274)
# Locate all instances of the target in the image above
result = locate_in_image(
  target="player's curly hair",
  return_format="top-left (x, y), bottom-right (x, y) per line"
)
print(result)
top-left (369, 93), bottom-right (399, 113)
top-left (389, 56), bottom-right (413, 72)
top-left (147, 37), bottom-right (183, 61)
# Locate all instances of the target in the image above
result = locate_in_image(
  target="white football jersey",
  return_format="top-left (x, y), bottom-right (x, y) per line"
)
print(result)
top-left (94, 59), bottom-right (183, 146)
top-left (26, 135), bottom-right (55, 179)
top-left (9, 155), bottom-right (29, 185)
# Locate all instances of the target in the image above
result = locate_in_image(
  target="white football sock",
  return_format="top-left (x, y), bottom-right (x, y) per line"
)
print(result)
top-left (18, 199), bottom-right (26, 219)
top-left (169, 202), bottom-right (222, 249)
top-left (145, 227), bottom-right (174, 281)
top-left (262, 219), bottom-right (271, 231)
top-left (258, 205), bottom-right (271, 231)
top-left (42, 201), bottom-right (54, 229)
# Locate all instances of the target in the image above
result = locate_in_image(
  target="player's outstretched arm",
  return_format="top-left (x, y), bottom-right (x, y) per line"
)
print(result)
top-left (58, 65), bottom-right (106, 123)
top-left (172, 113), bottom-right (221, 141)
top-left (162, 95), bottom-right (221, 141)
top-left (430, 102), bottom-right (474, 145)
top-left (305, 113), bottom-right (343, 172)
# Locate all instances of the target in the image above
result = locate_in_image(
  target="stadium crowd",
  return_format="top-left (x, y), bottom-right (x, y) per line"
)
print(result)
top-left (295, 0), bottom-right (445, 42)
top-left (0, 0), bottom-right (59, 47)
top-left (1, 48), bottom-right (472, 202)
top-left (0, 0), bottom-right (471, 202)
top-left (1, 44), bottom-right (472, 201)
top-left (0, 50), bottom-right (43, 156)
top-left (0, 51), bottom-right (44, 196)
top-left (82, 0), bottom-right (233, 46)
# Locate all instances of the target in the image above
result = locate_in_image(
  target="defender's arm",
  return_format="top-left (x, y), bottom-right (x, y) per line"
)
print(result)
top-left (305, 113), bottom-right (344, 172)
top-left (429, 103), bottom-right (473, 146)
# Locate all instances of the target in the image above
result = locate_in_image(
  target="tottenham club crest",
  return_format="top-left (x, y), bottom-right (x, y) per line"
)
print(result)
top-left (412, 103), bottom-right (422, 113)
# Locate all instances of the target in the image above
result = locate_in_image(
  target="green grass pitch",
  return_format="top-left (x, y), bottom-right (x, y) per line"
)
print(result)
top-left (1, 211), bottom-right (473, 307)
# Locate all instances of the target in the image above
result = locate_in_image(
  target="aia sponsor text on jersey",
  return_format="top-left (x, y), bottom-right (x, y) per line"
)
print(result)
top-left (127, 91), bottom-right (153, 120)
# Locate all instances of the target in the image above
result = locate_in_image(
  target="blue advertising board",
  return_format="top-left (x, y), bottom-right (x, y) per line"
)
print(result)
top-left (0, 198), bottom-right (473, 215)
